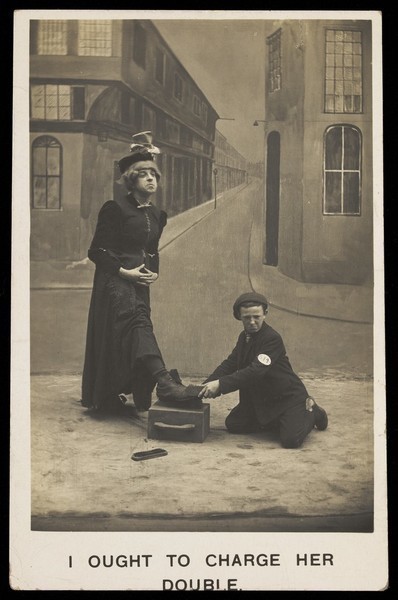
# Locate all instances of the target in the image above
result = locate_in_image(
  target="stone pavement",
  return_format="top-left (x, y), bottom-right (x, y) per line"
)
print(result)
top-left (31, 371), bottom-right (373, 532)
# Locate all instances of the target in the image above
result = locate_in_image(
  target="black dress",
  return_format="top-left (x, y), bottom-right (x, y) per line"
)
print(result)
top-left (81, 189), bottom-right (167, 411)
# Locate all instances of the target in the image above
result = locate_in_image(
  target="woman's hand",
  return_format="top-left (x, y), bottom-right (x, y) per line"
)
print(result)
top-left (140, 267), bottom-right (159, 284)
top-left (198, 380), bottom-right (221, 399)
top-left (119, 264), bottom-right (158, 286)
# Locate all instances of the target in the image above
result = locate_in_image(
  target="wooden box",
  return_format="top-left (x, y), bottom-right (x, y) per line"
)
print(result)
top-left (147, 401), bottom-right (210, 443)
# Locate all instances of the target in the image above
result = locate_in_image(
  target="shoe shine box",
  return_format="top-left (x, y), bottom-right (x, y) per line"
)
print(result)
top-left (147, 400), bottom-right (210, 443)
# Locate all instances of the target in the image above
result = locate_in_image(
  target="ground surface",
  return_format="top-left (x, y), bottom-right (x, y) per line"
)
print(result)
top-left (31, 372), bottom-right (373, 532)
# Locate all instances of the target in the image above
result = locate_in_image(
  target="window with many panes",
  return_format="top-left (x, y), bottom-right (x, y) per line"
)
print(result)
top-left (324, 29), bottom-right (363, 113)
top-left (155, 47), bottom-right (165, 85)
top-left (267, 29), bottom-right (281, 92)
top-left (37, 20), bottom-right (68, 55)
top-left (174, 73), bottom-right (183, 102)
top-left (31, 136), bottom-right (62, 209)
top-left (78, 20), bottom-right (112, 56)
top-left (323, 125), bottom-right (361, 215)
top-left (31, 84), bottom-right (85, 120)
top-left (133, 23), bottom-right (146, 68)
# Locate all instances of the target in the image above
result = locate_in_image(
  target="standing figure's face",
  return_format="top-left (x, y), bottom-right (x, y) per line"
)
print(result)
top-left (130, 168), bottom-right (158, 196)
top-left (239, 305), bottom-right (266, 334)
top-left (124, 160), bottom-right (160, 196)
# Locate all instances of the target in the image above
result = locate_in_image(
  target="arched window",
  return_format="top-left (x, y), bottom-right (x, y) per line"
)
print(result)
top-left (323, 125), bottom-right (361, 215)
top-left (31, 136), bottom-right (62, 209)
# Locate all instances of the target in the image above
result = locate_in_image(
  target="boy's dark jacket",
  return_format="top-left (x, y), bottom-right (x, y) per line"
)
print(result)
top-left (205, 322), bottom-right (308, 425)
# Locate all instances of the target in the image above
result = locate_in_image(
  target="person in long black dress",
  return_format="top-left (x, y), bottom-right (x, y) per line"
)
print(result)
top-left (81, 132), bottom-right (192, 413)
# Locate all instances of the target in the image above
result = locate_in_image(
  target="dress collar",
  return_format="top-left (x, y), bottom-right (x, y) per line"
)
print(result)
top-left (127, 192), bottom-right (152, 208)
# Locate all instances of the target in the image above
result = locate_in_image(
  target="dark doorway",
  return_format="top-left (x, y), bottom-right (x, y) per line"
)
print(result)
top-left (265, 131), bottom-right (280, 266)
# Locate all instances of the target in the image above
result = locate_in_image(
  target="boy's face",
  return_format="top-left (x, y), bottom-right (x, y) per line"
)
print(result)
top-left (239, 305), bottom-right (266, 334)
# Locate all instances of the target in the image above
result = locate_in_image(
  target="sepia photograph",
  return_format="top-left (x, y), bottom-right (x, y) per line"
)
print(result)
top-left (10, 9), bottom-right (387, 591)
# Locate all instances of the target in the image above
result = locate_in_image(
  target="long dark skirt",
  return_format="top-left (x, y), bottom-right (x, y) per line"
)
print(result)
top-left (81, 269), bottom-right (163, 411)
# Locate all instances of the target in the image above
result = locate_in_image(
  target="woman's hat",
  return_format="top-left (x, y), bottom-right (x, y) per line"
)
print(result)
top-left (233, 292), bottom-right (269, 319)
top-left (118, 131), bottom-right (161, 175)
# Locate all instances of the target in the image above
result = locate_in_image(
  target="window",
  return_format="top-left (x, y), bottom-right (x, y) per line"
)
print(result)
top-left (133, 22), bottom-right (146, 68)
top-left (174, 73), bottom-right (183, 102)
top-left (78, 20), bottom-right (112, 56)
top-left (193, 95), bottom-right (201, 116)
top-left (180, 127), bottom-right (193, 147)
top-left (156, 113), bottom-right (167, 140)
top-left (166, 119), bottom-right (180, 144)
top-left (324, 29), bottom-right (363, 113)
top-left (155, 47), bottom-right (165, 84)
top-left (31, 136), bottom-right (62, 209)
top-left (142, 105), bottom-right (156, 133)
top-left (267, 29), bottom-right (282, 92)
top-left (192, 135), bottom-right (204, 153)
top-left (323, 125), bottom-right (361, 215)
top-left (37, 20), bottom-right (67, 55)
top-left (121, 94), bottom-right (135, 125)
top-left (72, 87), bottom-right (85, 120)
top-left (31, 85), bottom-right (85, 120)
top-left (202, 103), bottom-right (208, 125)
top-left (188, 159), bottom-right (195, 201)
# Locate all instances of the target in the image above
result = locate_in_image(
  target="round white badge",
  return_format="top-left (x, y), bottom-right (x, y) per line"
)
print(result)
top-left (257, 354), bottom-right (271, 366)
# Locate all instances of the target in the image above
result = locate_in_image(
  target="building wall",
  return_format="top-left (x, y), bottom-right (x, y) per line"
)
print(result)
top-left (301, 20), bottom-right (373, 284)
top-left (214, 129), bottom-right (247, 194)
top-left (264, 19), bottom-right (373, 284)
top-left (30, 18), bottom-right (219, 262)
top-left (265, 22), bottom-right (305, 279)
top-left (30, 21), bottom-right (124, 81)
top-left (29, 19), bottom-right (248, 263)
top-left (30, 132), bottom-right (84, 261)
top-left (121, 21), bottom-right (216, 140)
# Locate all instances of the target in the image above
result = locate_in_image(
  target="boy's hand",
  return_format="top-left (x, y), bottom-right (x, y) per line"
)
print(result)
top-left (199, 380), bottom-right (220, 399)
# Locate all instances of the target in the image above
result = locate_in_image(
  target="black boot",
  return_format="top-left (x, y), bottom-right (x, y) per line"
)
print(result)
top-left (156, 372), bottom-right (202, 402)
top-left (313, 403), bottom-right (328, 430)
top-left (307, 397), bottom-right (328, 431)
top-left (131, 376), bottom-right (155, 411)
